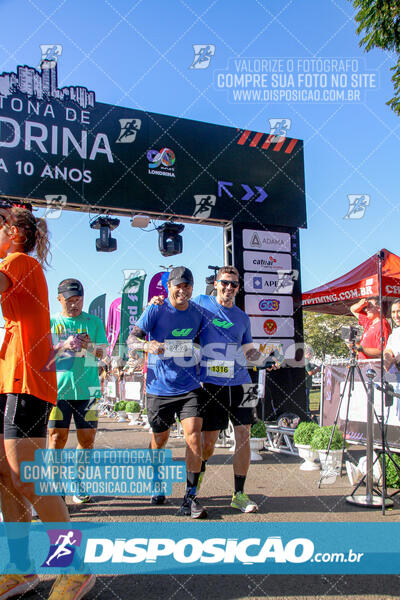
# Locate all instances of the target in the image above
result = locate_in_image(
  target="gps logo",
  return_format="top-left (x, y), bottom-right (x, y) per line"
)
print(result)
top-left (259, 299), bottom-right (280, 312)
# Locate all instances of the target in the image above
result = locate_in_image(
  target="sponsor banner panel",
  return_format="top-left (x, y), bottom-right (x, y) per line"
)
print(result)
top-left (245, 295), bottom-right (293, 316)
top-left (244, 272), bottom-right (294, 295)
top-left (1, 522), bottom-right (398, 574)
top-left (244, 251), bottom-right (292, 272)
top-left (302, 284), bottom-right (376, 306)
top-left (242, 229), bottom-right (291, 252)
top-left (250, 316), bottom-right (294, 338)
top-left (253, 338), bottom-right (295, 360)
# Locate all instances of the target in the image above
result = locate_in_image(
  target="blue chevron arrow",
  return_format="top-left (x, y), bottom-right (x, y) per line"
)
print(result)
top-left (241, 184), bottom-right (254, 201)
top-left (218, 181), bottom-right (233, 198)
top-left (255, 186), bottom-right (268, 203)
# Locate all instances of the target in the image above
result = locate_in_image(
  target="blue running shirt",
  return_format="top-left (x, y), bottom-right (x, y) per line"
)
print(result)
top-left (193, 295), bottom-right (252, 386)
top-left (136, 299), bottom-right (203, 396)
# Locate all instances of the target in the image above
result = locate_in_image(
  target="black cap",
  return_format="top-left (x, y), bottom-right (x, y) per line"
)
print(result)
top-left (167, 266), bottom-right (194, 287)
top-left (58, 279), bottom-right (84, 299)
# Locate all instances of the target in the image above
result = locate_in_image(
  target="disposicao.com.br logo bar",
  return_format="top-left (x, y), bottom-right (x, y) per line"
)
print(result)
top-left (2, 523), bottom-right (399, 575)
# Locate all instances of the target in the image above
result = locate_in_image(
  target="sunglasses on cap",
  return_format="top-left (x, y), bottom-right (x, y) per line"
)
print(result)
top-left (217, 279), bottom-right (239, 288)
top-left (0, 199), bottom-right (33, 212)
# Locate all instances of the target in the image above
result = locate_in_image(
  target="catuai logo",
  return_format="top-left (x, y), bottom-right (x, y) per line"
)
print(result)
top-left (42, 529), bottom-right (82, 568)
top-left (263, 319), bottom-right (277, 335)
top-left (259, 299), bottom-right (280, 312)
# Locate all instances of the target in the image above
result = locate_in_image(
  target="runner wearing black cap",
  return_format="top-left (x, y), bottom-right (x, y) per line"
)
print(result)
top-left (128, 266), bottom-right (208, 519)
top-left (48, 279), bottom-right (108, 504)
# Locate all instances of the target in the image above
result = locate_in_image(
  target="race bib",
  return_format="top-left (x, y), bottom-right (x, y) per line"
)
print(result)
top-left (164, 339), bottom-right (194, 358)
top-left (207, 360), bottom-right (234, 378)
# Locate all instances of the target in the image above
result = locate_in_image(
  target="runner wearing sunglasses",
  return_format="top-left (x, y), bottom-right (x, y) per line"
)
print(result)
top-left (193, 266), bottom-right (263, 513)
top-left (149, 266), bottom-right (275, 514)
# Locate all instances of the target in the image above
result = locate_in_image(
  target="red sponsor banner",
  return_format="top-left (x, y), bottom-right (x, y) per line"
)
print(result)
top-left (237, 129), bottom-right (298, 154)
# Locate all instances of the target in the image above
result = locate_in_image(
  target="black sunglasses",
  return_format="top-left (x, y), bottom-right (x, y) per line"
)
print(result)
top-left (217, 279), bottom-right (239, 288)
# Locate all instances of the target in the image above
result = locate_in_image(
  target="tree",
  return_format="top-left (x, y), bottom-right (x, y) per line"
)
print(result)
top-left (303, 312), bottom-right (355, 360)
top-left (350, 0), bottom-right (400, 115)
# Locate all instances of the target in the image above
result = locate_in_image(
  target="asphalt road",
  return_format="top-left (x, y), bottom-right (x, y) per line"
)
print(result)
top-left (29, 416), bottom-right (400, 599)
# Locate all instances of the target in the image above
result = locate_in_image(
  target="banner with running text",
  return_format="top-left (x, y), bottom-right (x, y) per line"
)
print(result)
top-left (88, 294), bottom-right (106, 327)
top-left (119, 270), bottom-right (146, 359)
top-left (106, 298), bottom-right (121, 356)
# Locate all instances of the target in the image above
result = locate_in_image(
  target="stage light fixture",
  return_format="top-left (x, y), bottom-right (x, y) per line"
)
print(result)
top-left (90, 216), bottom-right (120, 252)
top-left (205, 265), bottom-right (220, 295)
top-left (157, 222), bottom-right (185, 257)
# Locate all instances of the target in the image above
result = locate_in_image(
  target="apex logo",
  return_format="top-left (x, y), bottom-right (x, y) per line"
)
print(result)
top-left (171, 328), bottom-right (193, 337)
top-left (212, 319), bottom-right (234, 329)
top-left (42, 529), bottom-right (82, 567)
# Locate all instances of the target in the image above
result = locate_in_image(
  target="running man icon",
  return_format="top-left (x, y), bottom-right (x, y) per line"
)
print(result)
top-left (42, 529), bottom-right (82, 568)
top-left (46, 531), bottom-right (77, 566)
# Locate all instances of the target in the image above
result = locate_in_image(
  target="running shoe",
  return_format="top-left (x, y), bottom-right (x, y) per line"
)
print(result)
top-left (150, 494), bottom-right (166, 505)
top-left (0, 574), bottom-right (39, 599)
top-left (72, 495), bottom-right (91, 504)
top-left (231, 492), bottom-right (258, 513)
top-left (48, 574), bottom-right (96, 600)
top-left (177, 495), bottom-right (207, 519)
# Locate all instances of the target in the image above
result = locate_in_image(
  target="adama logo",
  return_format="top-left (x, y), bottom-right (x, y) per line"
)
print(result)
top-left (171, 328), bottom-right (193, 337)
top-left (212, 319), bottom-right (234, 329)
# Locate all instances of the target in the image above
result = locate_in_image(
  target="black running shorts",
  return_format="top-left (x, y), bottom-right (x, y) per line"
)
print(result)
top-left (48, 399), bottom-right (98, 430)
top-left (0, 393), bottom-right (52, 439)
top-left (147, 388), bottom-right (204, 433)
top-left (201, 383), bottom-right (258, 431)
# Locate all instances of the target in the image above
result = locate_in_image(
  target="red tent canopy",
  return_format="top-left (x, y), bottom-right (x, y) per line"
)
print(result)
top-left (302, 249), bottom-right (400, 315)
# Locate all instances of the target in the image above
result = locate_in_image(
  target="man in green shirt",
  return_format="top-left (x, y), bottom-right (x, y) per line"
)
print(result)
top-left (48, 279), bottom-right (108, 503)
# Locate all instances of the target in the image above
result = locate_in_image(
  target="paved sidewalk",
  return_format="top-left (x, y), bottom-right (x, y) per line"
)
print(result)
top-left (32, 417), bottom-right (400, 599)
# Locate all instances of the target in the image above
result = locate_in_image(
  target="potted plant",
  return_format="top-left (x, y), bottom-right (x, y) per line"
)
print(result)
top-left (381, 454), bottom-right (400, 489)
top-left (125, 401), bottom-right (141, 424)
top-left (114, 400), bottom-right (128, 422)
top-left (293, 421), bottom-right (320, 471)
top-left (310, 425), bottom-right (344, 472)
top-left (250, 420), bottom-right (267, 461)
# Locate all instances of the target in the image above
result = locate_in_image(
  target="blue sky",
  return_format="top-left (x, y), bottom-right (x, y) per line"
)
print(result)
top-left (0, 0), bottom-right (399, 316)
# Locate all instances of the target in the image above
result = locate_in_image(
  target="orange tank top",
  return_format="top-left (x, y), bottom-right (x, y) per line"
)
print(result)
top-left (0, 252), bottom-right (57, 404)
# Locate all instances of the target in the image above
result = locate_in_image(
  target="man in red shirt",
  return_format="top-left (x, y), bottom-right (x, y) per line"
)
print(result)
top-left (350, 298), bottom-right (391, 359)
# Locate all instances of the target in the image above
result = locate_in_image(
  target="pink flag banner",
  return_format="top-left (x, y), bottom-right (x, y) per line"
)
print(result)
top-left (147, 271), bottom-right (168, 302)
top-left (106, 297), bottom-right (121, 356)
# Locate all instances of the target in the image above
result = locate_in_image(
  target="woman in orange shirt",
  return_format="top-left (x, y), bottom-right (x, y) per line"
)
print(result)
top-left (0, 206), bottom-right (95, 600)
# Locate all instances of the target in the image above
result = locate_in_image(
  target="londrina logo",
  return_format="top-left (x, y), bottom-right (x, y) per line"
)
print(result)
top-left (147, 148), bottom-right (176, 169)
top-left (259, 299), bottom-right (280, 312)
top-left (42, 529), bottom-right (82, 568)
